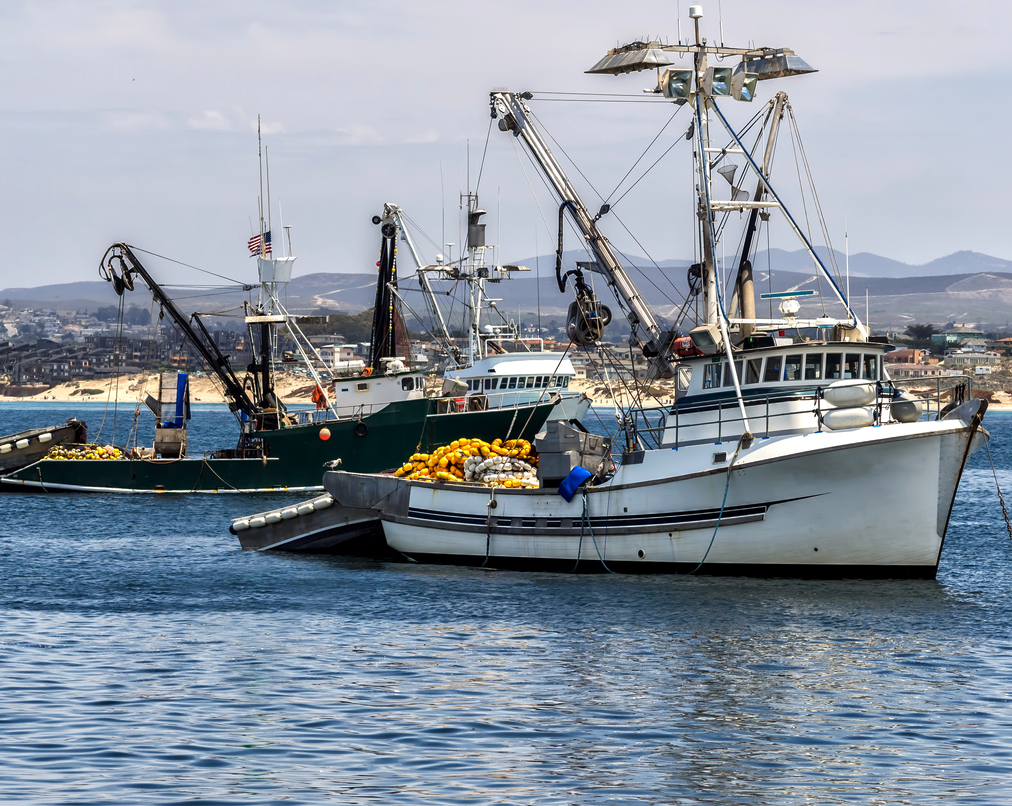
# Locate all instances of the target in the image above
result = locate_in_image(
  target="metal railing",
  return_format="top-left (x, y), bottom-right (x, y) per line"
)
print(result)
top-left (620, 373), bottom-right (973, 452)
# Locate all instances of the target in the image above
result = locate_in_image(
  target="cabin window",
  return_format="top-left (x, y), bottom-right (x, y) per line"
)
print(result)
top-left (863, 355), bottom-right (879, 380)
top-left (763, 355), bottom-right (782, 383)
top-left (484, 378), bottom-right (498, 390)
top-left (783, 354), bottom-right (803, 381)
top-left (401, 377), bottom-right (414, 391)
top-left (507, 377), bottom-right (517, 389)
top-left (704, 363), bottom-right (722, 389)
top-left (356, 382), bottom-right (369, 392)
top-left (539, 376), bottom-right (548, 388)
top-left (723, 360), bottom-right (744, 387)
top-left (562, 376), bottom-right (570, 388)
top-left (826, 353), bottom-right (843, 380)
top-left (745, 358), bottom-right (762, 385)
top-left (845, 353), bottom-right (861, 379)
top-left (677, 365), bottom-right (692, 392)
top-left (549, 375), bottom-right (557, 387)
top-left (527, 376), bottom-right (536, 388)
top-left (516, 377), bottom-right (526, 389)
top-left (804, 353), bottom-right (823, 381)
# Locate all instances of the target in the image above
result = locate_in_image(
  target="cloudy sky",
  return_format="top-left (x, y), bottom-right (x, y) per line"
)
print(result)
top-left (1, 0), bottom-right (1007, 288)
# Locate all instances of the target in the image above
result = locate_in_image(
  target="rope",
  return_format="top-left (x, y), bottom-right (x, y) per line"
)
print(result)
top-left (481, 489), bottom-right (496, 568)
top-left (986, 435), bottom-right (1012, 542)
top-left (688, 432), bottom-right (750, 574)
top-left (581, 488), bottom-right (614, 573)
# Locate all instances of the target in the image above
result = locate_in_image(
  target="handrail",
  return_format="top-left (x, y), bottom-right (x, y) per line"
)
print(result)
top-left (621, 373), bottom-right (972, 452)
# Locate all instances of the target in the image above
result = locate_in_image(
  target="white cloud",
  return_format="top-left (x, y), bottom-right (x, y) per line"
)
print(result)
top-left (189, 110), bottom-right (231, 131)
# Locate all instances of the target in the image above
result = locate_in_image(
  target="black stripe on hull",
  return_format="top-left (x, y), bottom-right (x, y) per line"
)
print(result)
top-left (237, 520), bottom-right (388, 555)
top-left (395, 552), bottom-right (939, 580)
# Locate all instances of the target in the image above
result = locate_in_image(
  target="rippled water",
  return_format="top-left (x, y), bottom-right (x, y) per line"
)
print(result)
top-left (2, 402), bottom-right (1012, 804)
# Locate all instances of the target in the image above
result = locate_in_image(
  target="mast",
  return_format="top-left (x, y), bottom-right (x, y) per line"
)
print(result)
top-left (491, 91), bottom-right (674, 376)
top-left (368, 219), bottom-right (400, 372)
top-left (727, 92), bottom-right (787, 342)
top-left (378, 203), bottom-right (461, 367)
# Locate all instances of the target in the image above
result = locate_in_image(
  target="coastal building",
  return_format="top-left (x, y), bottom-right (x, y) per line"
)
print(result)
top-left (932, 325), bottom-right (985, 349)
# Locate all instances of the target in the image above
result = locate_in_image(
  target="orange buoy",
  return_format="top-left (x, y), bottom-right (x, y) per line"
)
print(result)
top-left (319, 427), bottom-right (331, 441)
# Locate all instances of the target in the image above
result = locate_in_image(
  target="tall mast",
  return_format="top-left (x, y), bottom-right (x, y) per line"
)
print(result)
top-left (257, 115), bottom-right (265, 253)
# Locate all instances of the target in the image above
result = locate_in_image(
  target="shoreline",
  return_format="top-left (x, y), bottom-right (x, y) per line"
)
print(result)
top-left (2, 372), bottom-right (1010, 411)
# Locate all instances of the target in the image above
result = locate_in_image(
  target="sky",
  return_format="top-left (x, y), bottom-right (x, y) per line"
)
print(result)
top-left (1, 0), bottom-right (1008, 289)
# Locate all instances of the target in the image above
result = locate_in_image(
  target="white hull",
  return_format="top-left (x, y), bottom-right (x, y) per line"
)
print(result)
top-left (381, 413), bottom-right (985, 578)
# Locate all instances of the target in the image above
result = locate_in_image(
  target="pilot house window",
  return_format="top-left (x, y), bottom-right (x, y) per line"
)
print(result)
top-left (763, 355), bottom-right (782, 383)
top-left (704, 363), bottom-right (722, 389)
top-left (783, 354), bottom-right (803, 381)
top-left (804, 354), bottom-right (823, 381)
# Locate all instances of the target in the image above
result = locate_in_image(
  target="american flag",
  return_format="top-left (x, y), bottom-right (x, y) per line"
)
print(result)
top-left (247, 230), bottom-right (272, 256)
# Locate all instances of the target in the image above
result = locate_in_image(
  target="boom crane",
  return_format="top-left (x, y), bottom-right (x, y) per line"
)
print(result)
top-left (490, 91), bottom-right (677, 378)
top-left (99, 242), bottom-right (260, 420)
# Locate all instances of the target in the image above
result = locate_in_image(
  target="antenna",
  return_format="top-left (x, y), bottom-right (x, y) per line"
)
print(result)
top-left (536, 225), bottom-right (542, 338)
top-left (257, 116), bottom-right (264, 246)
top-left (440, 160), bottom-right (445, 257)
top-left (265, 145), bottom-right (272, 241)
top-left (718, 0), bottom-right (725, 46)
top-left (845, 223), bottom-right (850, 307)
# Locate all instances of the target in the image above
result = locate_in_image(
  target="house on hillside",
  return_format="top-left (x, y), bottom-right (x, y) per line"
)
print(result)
top-left (932, 325), bottom-right (985, 349)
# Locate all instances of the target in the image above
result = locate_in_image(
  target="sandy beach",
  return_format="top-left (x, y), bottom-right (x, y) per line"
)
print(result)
top-left (2, 372), bottom-right (1009, 411)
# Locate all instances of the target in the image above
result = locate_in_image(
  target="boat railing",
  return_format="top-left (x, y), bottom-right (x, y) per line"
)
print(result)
top-left (432, 389), bottom-right (563, 414)
top-left (622, 374), bottom-right (973, 451)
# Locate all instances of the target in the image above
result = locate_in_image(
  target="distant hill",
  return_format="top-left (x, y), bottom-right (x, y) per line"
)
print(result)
top-left (8, 249), bottom-right (1012, 333)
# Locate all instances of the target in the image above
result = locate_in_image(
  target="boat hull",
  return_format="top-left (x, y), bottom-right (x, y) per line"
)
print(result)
top-left (1, 399), bottom-right (555, 493)
top-left (381, 411), bottom-right (985, 578)
top-left (0, 420), bottom-right (87, 475)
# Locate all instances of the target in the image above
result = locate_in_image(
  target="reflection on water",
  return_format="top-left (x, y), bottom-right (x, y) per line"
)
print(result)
top-left (0, 404), bottom-right (1011, 803)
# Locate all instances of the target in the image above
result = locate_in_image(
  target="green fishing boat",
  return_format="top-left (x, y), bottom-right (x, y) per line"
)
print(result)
top-left (3, 227), bottom-right (556, 492)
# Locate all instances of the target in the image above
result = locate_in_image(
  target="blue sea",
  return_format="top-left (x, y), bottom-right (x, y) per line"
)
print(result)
top-left (2, 401), bottom-right (1011, 804)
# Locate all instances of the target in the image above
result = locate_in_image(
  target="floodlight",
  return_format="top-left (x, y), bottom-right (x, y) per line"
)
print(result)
top-left (586, 41), bottom-right (673, 75)
top-left (660, 68), bottom-right (693, 100)
top-left (704, 66), bottom-right (732, 96)
top-left (732, 71), bottom-right (758, 102)
top-left (739, 53), bottom-right (816, 81)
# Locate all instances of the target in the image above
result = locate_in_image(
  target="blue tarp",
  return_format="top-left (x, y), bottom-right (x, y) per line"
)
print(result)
top-left (557, 466), bottom-right (593, 502)
top-left (163, 372), bottom-right (191, 428)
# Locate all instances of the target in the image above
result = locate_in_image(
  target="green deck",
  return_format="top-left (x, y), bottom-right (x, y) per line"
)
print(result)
top-left (1, 398), bottom-right (555, 493)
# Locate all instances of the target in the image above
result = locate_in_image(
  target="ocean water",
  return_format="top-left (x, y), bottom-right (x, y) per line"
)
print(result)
top-left (1, 401), bottom-right (1011, 804)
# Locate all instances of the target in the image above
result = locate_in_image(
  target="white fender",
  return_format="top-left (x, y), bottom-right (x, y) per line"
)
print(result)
top-left (824, 379), bottom-right (877, 408)
top-left (822, 407), bottom-right (875, 431)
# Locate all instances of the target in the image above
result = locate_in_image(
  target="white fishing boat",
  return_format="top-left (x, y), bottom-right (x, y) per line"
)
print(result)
top-left (364, 5), bottom-right (989, 578)
top-left (377, 201), bottom-right (591, 423)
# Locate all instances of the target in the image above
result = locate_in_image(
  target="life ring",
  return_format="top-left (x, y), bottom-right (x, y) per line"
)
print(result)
top-left (353, 421), bottom-right (369, 438)
top-left (362, 367), bottom-right (372, 377)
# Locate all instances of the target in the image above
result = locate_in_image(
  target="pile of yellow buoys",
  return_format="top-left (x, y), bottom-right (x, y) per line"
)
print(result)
top-left (45, 444), bottom-right (124, 461)
top-left (393, 438), bottom-right (539, 488)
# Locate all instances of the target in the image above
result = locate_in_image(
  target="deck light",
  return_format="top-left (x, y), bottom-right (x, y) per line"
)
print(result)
top-left (703, 66), bottom-right (732, 96)
top-left (732, 71), bottom-right (758, 101)
top-left (660, 68), bottom-right (693, 100)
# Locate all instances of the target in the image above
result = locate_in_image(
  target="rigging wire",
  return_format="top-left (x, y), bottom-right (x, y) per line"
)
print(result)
top-left (474, 117), bottom-right (495, 195)
top-left (605, 106), bottom-right (682, 205)
top-left (125, 245), bottom-right (245, 285)
top-left (785, 108), bottom-right (827, 314)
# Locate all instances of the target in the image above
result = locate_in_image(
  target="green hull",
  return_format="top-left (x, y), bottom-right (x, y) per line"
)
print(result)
top-left (1, 398), bottom-right (554, 493)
